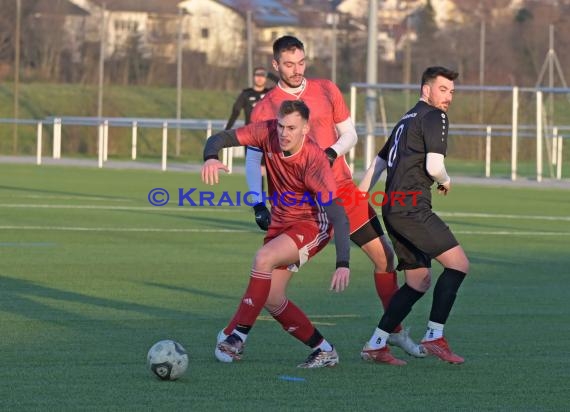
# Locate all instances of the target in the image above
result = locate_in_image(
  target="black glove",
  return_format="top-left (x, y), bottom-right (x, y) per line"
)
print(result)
top-left (253, 203), bottom-right (271, 231)
top-left (324, 147), bottom-right (337, 167)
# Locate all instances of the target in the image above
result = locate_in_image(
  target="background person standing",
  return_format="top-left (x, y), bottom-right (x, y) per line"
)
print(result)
top-left (224, 67), bottom-right (276, 130)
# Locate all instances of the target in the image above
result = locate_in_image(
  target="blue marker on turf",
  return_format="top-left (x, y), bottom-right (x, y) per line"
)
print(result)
top-left (278, 375), bottom-right (306, 382)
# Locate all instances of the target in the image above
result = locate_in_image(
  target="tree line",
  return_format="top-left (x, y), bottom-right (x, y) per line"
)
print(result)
top-left (0, 0), bottom-right (569, 91)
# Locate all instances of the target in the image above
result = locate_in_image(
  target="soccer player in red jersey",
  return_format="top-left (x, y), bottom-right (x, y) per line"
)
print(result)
top-left (202, 100), bottom-right (351, 368)
top-left (244, 36), bottom-right (424, 362)
top-left (359, 66), bottom-right (469, 364)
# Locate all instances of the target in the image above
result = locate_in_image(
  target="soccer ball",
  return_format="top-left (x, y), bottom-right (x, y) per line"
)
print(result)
top-left (147, 339), bottom-right (189, 381)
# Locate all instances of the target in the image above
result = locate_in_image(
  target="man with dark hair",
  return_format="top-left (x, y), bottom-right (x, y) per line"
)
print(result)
top-left (240, 35), bottom-right (424, 364)
top-left (359, 66), bottom-right (469, 364)
top-left (203, 99), bottom-right (351, 368)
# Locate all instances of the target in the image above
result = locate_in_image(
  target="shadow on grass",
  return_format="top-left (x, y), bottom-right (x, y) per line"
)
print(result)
top-left (126, 207), bottom-right (259, 231)
top-left (139, 281), bottom-right (235, 301)
top-left (0, 184), bottom-right (132, 201)
top-left (0, 275), bottom-right (189, 324)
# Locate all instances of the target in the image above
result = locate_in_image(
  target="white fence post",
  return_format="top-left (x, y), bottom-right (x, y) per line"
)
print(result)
top-left (98, 122), bottom-right (104, 168)
top-left (53, 117), bottom-right (62, 159)
top-left (536, 91), bottom-right (543, 182)
top-left (349, 84), bottom-right (356, 173)
top-left (103, 119), bottom-right (109, 162)
top-left (161, 122), bottom-right (168, 171)
top-left (485, 125), bottom-right (492, 178)
top-left (556, 134), bottom-right (563, 180)
top-left (131, 121), bottom-right (137, 160)
top-left (511, 87), bottom-right (518, 181)
top-left (552, 126), bottom-right (558, 166)
top-left (36, 121), bottom-right (43, 165)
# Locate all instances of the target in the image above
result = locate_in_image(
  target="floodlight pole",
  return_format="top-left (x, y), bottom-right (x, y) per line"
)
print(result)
top-left (246, 10), bottom-right (253, 87)
top-left (364, 0), bottom-right (378, 170)
top-left (13, 0), bottom-right (21, 154)
top-left (97, 3), bottom-right (106, 119)
top-left (478, 19), bottom-right (486, 124)
top-left (331, 12), bottom-right (337, 84)
top-left (176, 6), bottom-right (183, 157)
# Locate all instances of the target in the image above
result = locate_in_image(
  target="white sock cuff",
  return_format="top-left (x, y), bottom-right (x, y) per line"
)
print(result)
top-left (375, 327), bottom-right (390, 341)
top-left (427, 321), bottom-right (444, 331)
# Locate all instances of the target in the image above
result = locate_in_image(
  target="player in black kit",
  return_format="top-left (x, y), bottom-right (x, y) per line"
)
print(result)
top-left (224, 67), bottom-right (277, 130)
top-left (358, 66), bottom-right (470, 364)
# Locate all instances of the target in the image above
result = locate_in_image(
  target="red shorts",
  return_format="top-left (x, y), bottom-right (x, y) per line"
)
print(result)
top-left (264, 219), bottom-right (332, 272)
top-left (336, 182), bottom-right (378, 234)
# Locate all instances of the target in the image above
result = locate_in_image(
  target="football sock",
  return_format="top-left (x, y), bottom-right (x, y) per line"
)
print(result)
top-left (374, 271), bottom-right (403, 333)
top-left (232, 329), bottom-right (249, 343)
top-left (429, 268), bottom-right (467, 324)
top-left (228, 269), bottom-right (271, 331)
top-left (305, 328), bottom-right (325, 349)
top-left (314, 338), bottom-right (333, 352)
top-left (269, 298), bottom-right (315, 343)
top-left (378, 283), bottom-right (424, 333)
top-left (424, 321), bottom-right (444, 341)
top-left (367, 327), bottom-right (390, 349)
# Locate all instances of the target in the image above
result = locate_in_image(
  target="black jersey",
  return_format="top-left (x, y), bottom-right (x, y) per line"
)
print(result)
top-left (378, 100), bottom-right (449, 214)
top-left (225, 87), bottom-right (271, 130)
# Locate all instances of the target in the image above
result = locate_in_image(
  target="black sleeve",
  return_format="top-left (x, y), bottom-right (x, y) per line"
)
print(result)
top-left (203, 130), bottom-right (241, 161)
top-left (225, 92), bottom-right (247, 130)
top-left (322, 201), bottom-right (350, 268)
top-left (422, 109), bottom-right (448, 155)
top-left (378, 136), bottom-right (391, 161)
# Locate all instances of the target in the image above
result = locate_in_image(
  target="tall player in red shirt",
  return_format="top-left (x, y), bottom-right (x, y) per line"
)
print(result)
top-left (202, 100), bottom-right (351, 368)
top-left (245, 36), bottom-right (424, 363)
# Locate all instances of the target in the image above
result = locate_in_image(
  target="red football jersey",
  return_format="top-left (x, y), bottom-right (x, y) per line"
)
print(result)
top-left (236, 120), bottom-right (338, 225)
top-left (251, 79), bottom-right (353, 187)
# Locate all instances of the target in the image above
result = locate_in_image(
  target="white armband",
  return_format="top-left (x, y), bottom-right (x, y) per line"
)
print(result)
top-left (245, 147), bottom-right (263, 204)
top-left (331, 118), bottom-right (358, 156)
top-left (426, 152), bottom-right (450, 185)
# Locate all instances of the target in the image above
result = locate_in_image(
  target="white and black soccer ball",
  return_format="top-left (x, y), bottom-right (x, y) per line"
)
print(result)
top-left (147, 339), bottom-right (189, 381)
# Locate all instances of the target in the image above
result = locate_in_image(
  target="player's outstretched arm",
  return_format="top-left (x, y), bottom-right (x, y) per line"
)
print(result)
top-left (322, 200), bottom-right (350, 292)
top-left (202, 130), bottom-right (240, 185)
top-left (201, 159), bottom-right (229, 185)
top-left (358, 155), bottom-right (387, 192)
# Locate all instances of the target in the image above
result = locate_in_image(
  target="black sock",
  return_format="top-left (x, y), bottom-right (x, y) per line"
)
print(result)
top-left (429, 268), bottom-right (466, 324)
top-left (304, 328), bottom-right (324, 348)
top-left (378, 283), bottom-right (424, 333)
top-left (235, 324), bottom-right (252, 336)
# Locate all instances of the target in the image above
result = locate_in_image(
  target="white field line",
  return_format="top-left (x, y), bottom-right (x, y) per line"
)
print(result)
top-left (0, 225), bottom-right (568, 236)
top-left (438, 211), bottom-right (570, 221)
top-left (258, 314), bottom-right (360, 326)
top-left (0, 204), bottom-right (569, 221)
top-left (0, 204), bottom-right (568, 235)
top-left (6, 195), bottom-right (133, 202)
top-left (0, 226), bottom-right (252, 233)
top-left (454, 230), bottom-right (570, 236)
top-left (0, 203), bottom-right (241, 212)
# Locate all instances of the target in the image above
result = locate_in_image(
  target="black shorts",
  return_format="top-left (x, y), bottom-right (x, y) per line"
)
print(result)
top-left (350, 215), bottom-right (384, 247)
top-left (382, 209), bottom-right (458, 271)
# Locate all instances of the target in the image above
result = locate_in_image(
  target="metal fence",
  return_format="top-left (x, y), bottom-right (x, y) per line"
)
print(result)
top-left (1, 81), bottom-right (569, 181)
top-left (350, 83), bottom-right (570, 182)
